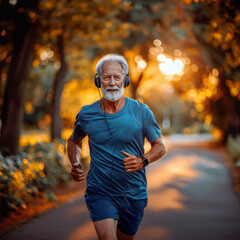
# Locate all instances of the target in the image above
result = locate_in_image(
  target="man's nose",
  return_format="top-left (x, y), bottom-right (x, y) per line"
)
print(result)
top-left (109, 76), bottom-right (115, 85)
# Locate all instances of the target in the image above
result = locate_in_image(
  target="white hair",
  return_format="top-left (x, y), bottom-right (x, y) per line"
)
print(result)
top-left (95, 54), bottom-right (129, 75)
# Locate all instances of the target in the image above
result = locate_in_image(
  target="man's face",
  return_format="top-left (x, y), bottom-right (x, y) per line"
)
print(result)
top-left (100, 61), bottom-right (125, 102)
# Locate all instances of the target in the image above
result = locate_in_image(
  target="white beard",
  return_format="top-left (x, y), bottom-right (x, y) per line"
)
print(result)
top-left (101, 85), bottom-right (124, 102)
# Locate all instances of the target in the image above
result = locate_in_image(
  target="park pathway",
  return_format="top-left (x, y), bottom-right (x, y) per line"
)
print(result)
top-left (1, 135), bottom-right (240, 240)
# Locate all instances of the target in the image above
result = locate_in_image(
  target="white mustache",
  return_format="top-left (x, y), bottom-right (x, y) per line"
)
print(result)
top-left (106, 87), bottom-right (119, 90)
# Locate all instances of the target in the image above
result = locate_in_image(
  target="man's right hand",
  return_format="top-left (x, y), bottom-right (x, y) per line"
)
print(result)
top-left (71, 163), bottom-right (85, 182)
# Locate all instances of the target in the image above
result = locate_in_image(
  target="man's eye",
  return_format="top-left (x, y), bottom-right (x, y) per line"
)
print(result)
top-left (103, 76), bottom-right (110, 80)
top-left (115, 76), bottom-right (121, 80)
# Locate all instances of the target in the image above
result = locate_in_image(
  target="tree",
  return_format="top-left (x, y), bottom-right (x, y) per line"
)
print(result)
top-left (0, 0), bottom-right (40, 154)
top-left (178, 0), bottom-right (240, 140)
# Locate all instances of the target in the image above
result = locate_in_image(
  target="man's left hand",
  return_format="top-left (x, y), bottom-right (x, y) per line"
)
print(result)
top-left (121, 151), bottom-right (143, 173)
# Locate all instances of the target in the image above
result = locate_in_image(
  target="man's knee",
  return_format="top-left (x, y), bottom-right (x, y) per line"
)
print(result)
top-left (117, 228), bottom-right (135, 240)
top-left (97, 231), bottom-right (117, 240)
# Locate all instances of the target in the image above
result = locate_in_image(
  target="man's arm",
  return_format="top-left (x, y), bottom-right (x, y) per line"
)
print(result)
top-left (122, 135), bottom-right (167, 173)
top-left (67, 134), bottom-right (85, 182)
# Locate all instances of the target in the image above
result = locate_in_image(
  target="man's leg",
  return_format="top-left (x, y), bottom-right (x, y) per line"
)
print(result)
top-left (93, 218), bottom-right (118, 240)
top-left (117, 228), bottom-right (135, 240)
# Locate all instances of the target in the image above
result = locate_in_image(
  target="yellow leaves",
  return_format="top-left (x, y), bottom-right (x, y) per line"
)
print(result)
top-left (183, 127), bottom-right (191, 134)
top-left (57, 144), bottom-right (65, 154)
top-left (122, 23), bottom-right (131, 30)
top-left (235, 12), bottom-right (240, 24)
top-left (80, 2), bottom-right (88, 9)
top-left (61, 78), bottom-right (99, 125)
top-left (44, 114), bottom-right (52, 124)
top-left (181, 0), bottom-right (200, 4)
top-left (39, 162), bottom-right (45, 171)
top-left (105, 21), bottom-right (112, 28)
top-left (61, 129), bottom-right (72, 141)
top-left (211, 20), bottom-right (218, 28)
top-left (112, 0), bottom-right (120, 5)
top-left (225, 32), bottom-right (233, 42)
top-left (20, 132), bottom-right (51, 147)
top-left (23, 158), bottom-right (28, 165)
top-left (195, 103), bottom-right (204, 112)
top-left (71, 15), bottom-right (81, 22)
top-left (205, 114), bottom-right (212, 126)
top-left (93, 34), bottom-right (101, 41)
top-left (205, 89), bottom-right (213, 98)
top-left (25, 101), bottom-right (33, 114)
top-left (86, 15), bottom-right (93, 21)
top-left (213, 32), bottom-right (222, 41)
top-left (42, 1), bottom-right (54, 9)
top-left (226, 79), bottom-right (240, 99)
top-left (211, 127), bottom-right (223, 141)
top-left (187, 89), bottom-right (198, 101)
top-left (32, 59), bottom-right (39, 68)
top-left (102, 29), bottom-right (109, 36)
top-left (21, 204), bottom-right (27, 209)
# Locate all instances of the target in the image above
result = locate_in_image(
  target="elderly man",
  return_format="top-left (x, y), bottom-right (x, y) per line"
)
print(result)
top-left (67, 54), bottom-right (167, 240)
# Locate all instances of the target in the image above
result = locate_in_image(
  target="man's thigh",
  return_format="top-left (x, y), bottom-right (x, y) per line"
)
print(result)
top-left (94, 218), bottom-right (118, 240)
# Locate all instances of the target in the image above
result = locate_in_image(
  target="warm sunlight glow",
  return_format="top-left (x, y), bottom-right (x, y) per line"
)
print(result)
top-left (212, 68), bottom-right (219, 77)
top-left (191, 64), bottom-right (198, 72)
top-left (134, 55), bottom-right (142, 63)
top-left (174, 49), bottom-right (182, 57)
top-left (159, 57), bottom-right (184, 76)
top-left (138, 60), bottom-right (147, 69)
top-left (148, 190), bottom-right (186, 211)
top-left (153, 39), bottom-right (162, 47)
top-left (157, 54), bottom-right (166, 62)
top-left (40, 51), bottom-right (48, 61)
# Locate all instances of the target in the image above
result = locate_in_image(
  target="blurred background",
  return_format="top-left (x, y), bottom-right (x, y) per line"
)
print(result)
top-left (0, 0), bottom-right (240, 230)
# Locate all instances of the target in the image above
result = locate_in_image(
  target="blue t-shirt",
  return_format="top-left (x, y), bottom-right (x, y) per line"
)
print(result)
top-left (73, 97), bottom-right (161, 199)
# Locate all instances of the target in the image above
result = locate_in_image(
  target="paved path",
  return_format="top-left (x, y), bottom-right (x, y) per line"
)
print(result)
top-left (2, 138), bottom-right (240, 240)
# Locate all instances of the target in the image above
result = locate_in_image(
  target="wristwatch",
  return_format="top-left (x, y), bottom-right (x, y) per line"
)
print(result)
top-left (140, 155), bottom-right (149, 167)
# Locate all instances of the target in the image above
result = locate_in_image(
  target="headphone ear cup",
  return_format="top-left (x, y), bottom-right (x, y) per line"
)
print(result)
top-left (94, 73), bottom-right (101, 88)
top-left (124, 74), bottom-right (131, 88)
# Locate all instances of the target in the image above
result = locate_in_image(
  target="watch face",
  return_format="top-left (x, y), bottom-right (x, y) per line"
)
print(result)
top-left (142, 157), bottom-right (149, 166)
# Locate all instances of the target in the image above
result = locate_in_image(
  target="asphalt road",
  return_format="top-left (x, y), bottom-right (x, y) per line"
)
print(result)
top-left (2, 138), bottom-right (240, 240)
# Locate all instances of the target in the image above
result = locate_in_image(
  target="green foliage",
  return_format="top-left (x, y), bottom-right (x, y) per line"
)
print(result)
top-left (0, 141), bottom-right (71, 216)
top-left (227, 135), bottom-right (240, 167)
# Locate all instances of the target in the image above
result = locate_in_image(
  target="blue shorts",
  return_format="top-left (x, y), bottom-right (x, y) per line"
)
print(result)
top-left (84, 188), bottom-right (147, 236)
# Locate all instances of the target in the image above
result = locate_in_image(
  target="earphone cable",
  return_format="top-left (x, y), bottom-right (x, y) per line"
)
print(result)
top-left (97, 88), bottom-right (119, 184)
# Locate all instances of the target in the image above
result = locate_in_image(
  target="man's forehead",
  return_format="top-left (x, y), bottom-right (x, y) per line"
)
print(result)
top-left (102, 61), bottom-right (122, 72)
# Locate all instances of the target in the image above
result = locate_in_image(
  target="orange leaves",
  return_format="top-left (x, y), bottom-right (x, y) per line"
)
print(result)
top-left (226, 79), bottom-right (240, 99)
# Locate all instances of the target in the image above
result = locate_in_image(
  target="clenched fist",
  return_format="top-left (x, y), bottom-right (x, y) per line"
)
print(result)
top-left (71, 162), bottom-right (85, 182)
top-left (121, 150), bottom-right (143, 173)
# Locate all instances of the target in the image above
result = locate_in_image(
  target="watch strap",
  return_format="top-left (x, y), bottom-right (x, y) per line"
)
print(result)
top-left (140, 155), bottom-right (149, 167)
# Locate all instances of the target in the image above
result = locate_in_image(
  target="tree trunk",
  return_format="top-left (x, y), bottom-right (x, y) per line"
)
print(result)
top-left (131, 81), bottom-right (138, 100)
top-left (51, 34), bottom-right (68, 141)
top-left (131, 71), bottom-right (144, 100)
top-left (0, 0), bottom-right (39, 154)
top-left (218, 71), bottom-right (240, 141)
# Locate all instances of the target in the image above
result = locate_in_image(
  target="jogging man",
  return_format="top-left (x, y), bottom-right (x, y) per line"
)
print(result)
top-left (67, 54), bottom-right (167, 240)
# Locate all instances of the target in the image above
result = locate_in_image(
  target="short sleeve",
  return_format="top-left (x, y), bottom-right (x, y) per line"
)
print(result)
top-left (73, 112), bottom-right (87, 139)
top-left (142, 104), bottom-right (161, 142)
